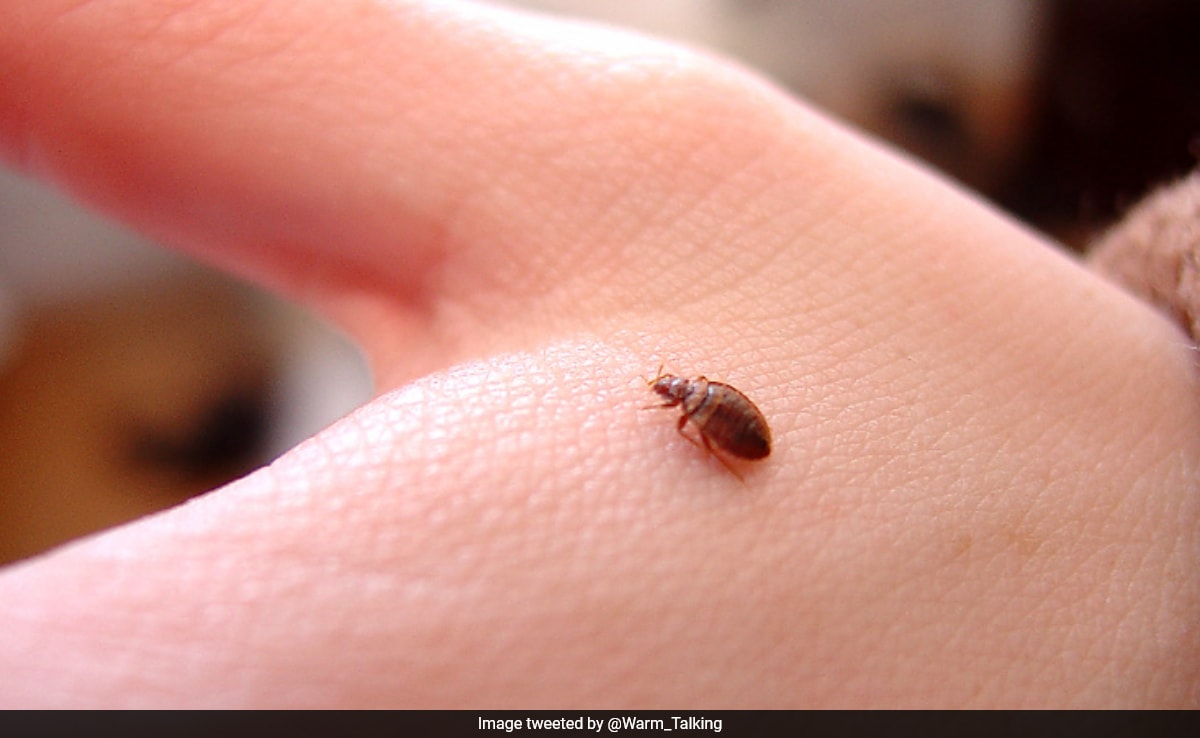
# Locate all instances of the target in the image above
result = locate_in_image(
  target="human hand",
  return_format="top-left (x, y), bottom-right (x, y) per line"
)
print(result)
top-left (0, 0), bottom-right (1196, 707)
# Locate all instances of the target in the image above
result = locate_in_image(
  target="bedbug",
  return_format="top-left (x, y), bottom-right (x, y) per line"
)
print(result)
top-left (647, 367), bottom-right (771, 475)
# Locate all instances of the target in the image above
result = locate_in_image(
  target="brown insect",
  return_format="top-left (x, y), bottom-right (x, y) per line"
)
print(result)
top-left (647, 367), bottom-right (771, 476)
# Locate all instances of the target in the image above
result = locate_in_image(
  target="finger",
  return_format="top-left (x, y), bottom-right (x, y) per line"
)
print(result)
top-left (0, 1), bottom-right (792, 325)
top-left (0, 0), bottom-right (1081, 393)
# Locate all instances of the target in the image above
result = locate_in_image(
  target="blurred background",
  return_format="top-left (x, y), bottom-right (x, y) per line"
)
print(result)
top-left (2, 0), bottom-right (1198, 564)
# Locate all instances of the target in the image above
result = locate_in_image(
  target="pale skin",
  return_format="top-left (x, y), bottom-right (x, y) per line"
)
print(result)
top-left (1, 0), bottom-right (1197, 708)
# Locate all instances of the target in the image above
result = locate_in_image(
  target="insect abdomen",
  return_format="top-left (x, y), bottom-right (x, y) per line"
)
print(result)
top-left (693, 383), bottom-right (771, 460)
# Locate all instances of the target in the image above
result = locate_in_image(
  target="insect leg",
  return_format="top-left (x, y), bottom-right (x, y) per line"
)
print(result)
top-left (689, 418), bottom-right (747, 482)
top-left (672, 415), bottom-right (745, 482)
top-left (642, 400), bottom-right (680, 410)
top-left (675, 413), bottom-right (699, 441)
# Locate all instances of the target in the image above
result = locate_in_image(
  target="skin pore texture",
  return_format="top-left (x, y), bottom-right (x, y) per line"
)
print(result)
top-left (0, 0), bottom-right (1197, 708)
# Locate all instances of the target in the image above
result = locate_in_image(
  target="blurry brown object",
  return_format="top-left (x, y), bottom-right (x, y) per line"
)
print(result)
top-left (1089, 170), bottom-right (1200, 342)
top-left (0, 274), bottom-right (278, 565)
top-left (1001, 0), bottom-right (1200, 245)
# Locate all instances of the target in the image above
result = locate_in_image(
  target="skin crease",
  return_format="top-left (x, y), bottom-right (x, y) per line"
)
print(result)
top-left (0, 0), bottom-right (1198, 708)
